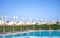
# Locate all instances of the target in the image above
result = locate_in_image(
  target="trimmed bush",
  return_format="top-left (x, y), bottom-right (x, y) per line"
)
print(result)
top-left (0, 26), bottom-right (4, 32)
top-left (0, 24), bottom-right (60, 32)
top-left (5, 26), bottom-right (13, 32)
top-left (41, 24), bottom-right (50, 30)
top-left (51, 24), bottom-right (60, 30)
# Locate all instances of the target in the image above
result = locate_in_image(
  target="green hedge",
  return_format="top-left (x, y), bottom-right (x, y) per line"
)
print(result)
top-left (41, 24), bottom-right (50, 30)
top-left (5, 26), bottom-right (13, 32)
top-left (14, 26), bottom-right (21, 31)
top-left (0, 26), bottom-right (4, 32)
top-left (0, 24), bottom-right (60, 32)
top-left (51, 24), bottom-right (60, 30)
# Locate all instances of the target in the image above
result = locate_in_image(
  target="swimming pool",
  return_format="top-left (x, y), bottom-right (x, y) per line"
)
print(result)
top-left (0, 31), bottom-right (60, 38)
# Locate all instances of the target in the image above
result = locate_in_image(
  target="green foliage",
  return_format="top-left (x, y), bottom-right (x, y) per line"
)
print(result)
top-left (14, 26), bottom-right (21, 31)
top-left (0, 26), bottom-right (4, 32)
top-left (5, 26), bottom-right (13, 32)
top-left (41, 24), bottom-right (49, 30)
top-left (51, 24), bottom-right (60, 30)
top-left (34, 25), bottom-right (39, 30)
top-left (0, 24), bottom-right (60, 32)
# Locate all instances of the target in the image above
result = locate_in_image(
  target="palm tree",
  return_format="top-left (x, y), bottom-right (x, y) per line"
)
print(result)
top-left (1, 16), bottom-right (7, 33)
top-left (13, 16), bottom-right (16, 32)
top-left (15, 16), bottom-right (19, 24)
top-left (29, 17), bottom-right (32, 24)
top-left (56, 21), bottom-right (59, 24)
top-left (22, 17), bottom-right (26, 24)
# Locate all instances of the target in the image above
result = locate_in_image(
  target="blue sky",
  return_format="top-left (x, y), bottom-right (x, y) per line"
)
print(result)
top-left (0, 0), bottom-right (60, 21)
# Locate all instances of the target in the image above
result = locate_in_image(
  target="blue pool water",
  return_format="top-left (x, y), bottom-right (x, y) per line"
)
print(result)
top-left (0, 31), bottom-right (60, 38)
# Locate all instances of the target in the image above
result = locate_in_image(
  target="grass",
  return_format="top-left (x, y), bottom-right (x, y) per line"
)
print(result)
top-left (0, 24), bottom-right (60, 32)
